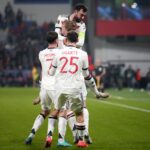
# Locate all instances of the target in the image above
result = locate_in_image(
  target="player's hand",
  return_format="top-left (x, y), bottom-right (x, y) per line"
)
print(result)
top-left (33, 96), bottom-right (41, 105)
top-left (96, 92), bottom-right (109, 99)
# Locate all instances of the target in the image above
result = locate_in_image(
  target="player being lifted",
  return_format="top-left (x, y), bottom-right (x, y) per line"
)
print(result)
top-left (49, 31), bottom-right (109, 148)
top-left (55, 3), bottom-right (87, 48)
top-left (25, 31), bottom-right (61, 147)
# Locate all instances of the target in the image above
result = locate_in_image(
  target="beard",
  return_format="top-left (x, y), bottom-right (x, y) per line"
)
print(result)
top-left (75, 17), bottom-right (81, 23)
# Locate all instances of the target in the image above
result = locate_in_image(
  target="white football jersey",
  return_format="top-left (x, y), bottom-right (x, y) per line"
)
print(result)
top-left (52, 46), bottom-right (89, 94)
top-left (76, 22), bottom-right (86, 48)
top-left (55, 14), bottom-right (86, 48)
top-left (58, 34), bottom-right (66, 49)
top-left (39, 48), bottom-right (59, 90)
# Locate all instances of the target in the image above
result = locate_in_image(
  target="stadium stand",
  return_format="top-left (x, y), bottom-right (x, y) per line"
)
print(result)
top-left (0, 2), bottom-right (55, 87)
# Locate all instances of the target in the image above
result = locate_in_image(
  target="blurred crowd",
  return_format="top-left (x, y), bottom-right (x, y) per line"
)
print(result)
top-left (0, 2), bottom-right (55, 87)
top-left (0, 2), bottom-right (150, 92)
top-left (90, 62), bottom-right (150, 92)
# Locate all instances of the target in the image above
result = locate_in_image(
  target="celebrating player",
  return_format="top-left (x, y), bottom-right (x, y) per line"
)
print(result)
top-left (55, 4), bottom-right (92, 144)
top-left (49, 31), bottom-right (109, 148)
top-left (25, 31), bottom-right (60, 147)
top-left (55, 3), bottom-right (87, 48)
top-left (55, 4), bottom-right (109, 144)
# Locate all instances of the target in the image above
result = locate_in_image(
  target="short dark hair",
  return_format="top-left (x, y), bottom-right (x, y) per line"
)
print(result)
top-left (74, 4), bottom-right (87, 12)
top-left (67, 31), bottom-right (78, 43)
top-left (46, 31), bottom-right (58, 43)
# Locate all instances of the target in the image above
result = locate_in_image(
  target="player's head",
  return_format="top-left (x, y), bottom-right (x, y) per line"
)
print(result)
top-left (66, 31), bottom-right (78, 44)
top-left (61, 20), bottom-right (77, 36)
top-left (64, 20), bottom-right (77, 32)
top-left (73, 4), bottom-right (87, 22)
top-left (46, 31), bottom-right (58, 44)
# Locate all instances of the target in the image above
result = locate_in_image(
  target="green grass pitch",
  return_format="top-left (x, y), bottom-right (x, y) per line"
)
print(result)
top-left (0, 88), bottom-right (150, 150)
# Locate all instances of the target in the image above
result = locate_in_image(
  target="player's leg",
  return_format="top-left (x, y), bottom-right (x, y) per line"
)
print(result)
top-left (47, 109), bottom-right (59, 139)
top-left (45, 90), bottom-right (59, 147)
top-left (25, 110), bottom-right (49, 145)
top-left (25, 89), bottom-right (50, 145)
top-left (80, 84), bottom-right (92, 144)
top-left (66, 110), bottom-right (77, 143)
top-left (75, 110), bottom-right (88, 147)
top-left (83, 104), bottom-right (92, 144)
top-left (57, 94), bottom-right (72, 147)
top-left (71, 97), bottom-right (88, 147)
top-left (45, 109), bottom-right (59, 147)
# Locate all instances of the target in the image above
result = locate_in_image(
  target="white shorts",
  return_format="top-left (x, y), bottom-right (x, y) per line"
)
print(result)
top-left (39, 88), bottom-right (59, 110)
top-left (58, 92), bottom-right (84, 113)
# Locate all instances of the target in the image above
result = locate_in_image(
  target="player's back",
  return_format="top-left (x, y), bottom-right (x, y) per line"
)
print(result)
top-left (39, 48), bottom-right (59, 90)
top-left (54, 46), bottom-right (87, 94)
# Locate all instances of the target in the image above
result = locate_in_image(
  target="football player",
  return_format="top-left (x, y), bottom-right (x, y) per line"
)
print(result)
top-left (55, 4), bottom-right (92, 144)
top-left (55, 4), bottom-right (109, 145)
top-left (55, 3), bottom-right (87, 48)
top-left (32, 21), bottom-right (77, 148)
top-left (49, 31), bottom-right (109, 147)
top-left (25, 31), bottom-right (62, 147)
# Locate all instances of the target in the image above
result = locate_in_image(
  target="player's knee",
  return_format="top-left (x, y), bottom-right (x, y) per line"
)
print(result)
top-left (59, 109), bottom-right (66, 117)
top-left (74, 106), bottom-right (83, 116)
top-left (50, 109), bottom-right (59, 117)
top-left (41, 110), bottom-right (50, 117)
top-left (66, 110), bottom-right (75, 119)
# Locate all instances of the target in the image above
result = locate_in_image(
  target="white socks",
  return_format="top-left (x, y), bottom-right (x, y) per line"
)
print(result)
top-left (83, 108), bottom-right (89, 136)
top-left (58, 116), bottom-right (67, 142)
top-left (75, 122), bottom-right (85, 140)
top-left (31, 114), bottom-right (45, 134)
top-left (47, 116), bottom-right (57, 138)
top-left (67, 111), bottom-right (76, 137)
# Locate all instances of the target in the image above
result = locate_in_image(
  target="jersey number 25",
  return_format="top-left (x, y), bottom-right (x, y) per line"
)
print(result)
top-left (60, 56), bottom-right (79, 74)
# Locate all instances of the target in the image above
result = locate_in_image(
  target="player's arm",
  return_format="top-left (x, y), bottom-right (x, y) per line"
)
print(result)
top-left (48, 56), bottom-right (57, 76)
top-left (82, 52), bottom-right (99, 95)
top-left (55, 15), bottom-right (61, 34)
top-left (55, 15), bottom-right (67, 35)
top-left (83, 68), bottom-right (100, 97)
top-left (82, 52), bottom-right (109, 98)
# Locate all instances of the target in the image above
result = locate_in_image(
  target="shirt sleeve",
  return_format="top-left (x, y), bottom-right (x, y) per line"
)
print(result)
top-left (52, 54), bottom-right (57, 68)
top-left (82, 52), bottom-right (90, 78)
top-left (76, 23), bottom-right (86, 48)
top-left (39, 51), bottom-right (43, 63)
top-left (49, 54), bottom-right (58, 76)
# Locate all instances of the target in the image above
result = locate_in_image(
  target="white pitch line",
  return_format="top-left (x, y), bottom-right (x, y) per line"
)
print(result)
top-left (99, 101), bottom-right (150, 113)
top-left (111, 96), bottom-right (124, 100)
